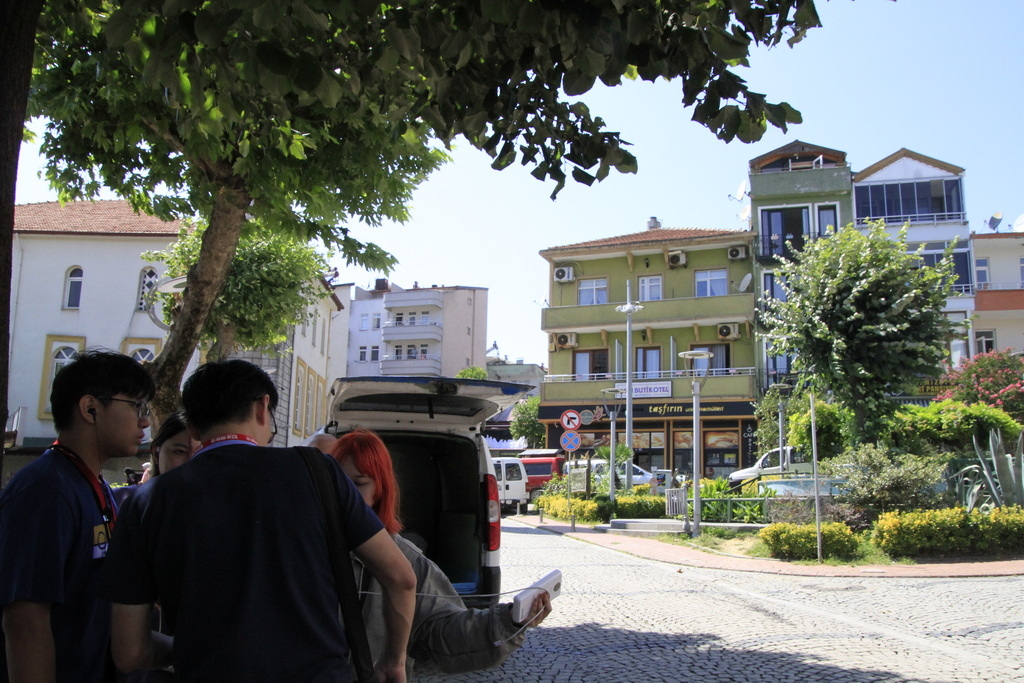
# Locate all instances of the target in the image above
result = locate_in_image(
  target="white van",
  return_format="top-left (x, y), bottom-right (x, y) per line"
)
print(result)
top-left (325, 376), bottom-right (530, 607)
top-left (491, 457), bottom-right (529, 515)
top-left (728, 446), bottom-right (812, 486)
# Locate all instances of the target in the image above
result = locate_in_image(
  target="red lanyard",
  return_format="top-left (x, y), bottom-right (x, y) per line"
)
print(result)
top-left (194, 433), bottom-right (261, 458)
top-left (51, 441), bottom-right (116, 530)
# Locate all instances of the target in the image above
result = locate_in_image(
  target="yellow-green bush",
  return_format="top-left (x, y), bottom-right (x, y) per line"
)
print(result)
top-left (536, 495), bottom-right (602, 524)
top-left (614, 494), bottom-right (665, 519)
top-left (759, 522), bottom-right (858, 560)
top-left (873, 507), bottom-right (1024, 557)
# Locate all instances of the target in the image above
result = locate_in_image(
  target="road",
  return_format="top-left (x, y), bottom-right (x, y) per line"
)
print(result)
top-left (413, 518), bottom-right (1024, 682)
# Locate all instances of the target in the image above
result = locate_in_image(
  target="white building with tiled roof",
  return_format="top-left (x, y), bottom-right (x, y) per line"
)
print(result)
top-left (6, 201), bottom-right (342, 483)
top-left (8, 201), bottom-right (183, 462)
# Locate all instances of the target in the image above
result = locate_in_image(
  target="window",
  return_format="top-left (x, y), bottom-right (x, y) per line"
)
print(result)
top-left (293, 361), bottom-right (305, 434)
top-left (419, 344), bottom-right (428, 359)
top-left (359, 314), bottom-right (369, 330)
top-left (64, 267), bottom-right (83, 309)
top-left (573, 349), bottom-right (609, 381)
top-left (690, 344), bottom-right (730, 374)
top-left (695, 269), bottom-right (727, 297)
top-left (406, 345), bottom-right (416, 360)
top-left (946, 312), bottom-right (969, 367)
top-left (578, 278), bottom-right (608, 306)
top-left (358, 346), bottom-right (367, 362)
top-left (975, 330), bottom-right (996, 354)
top-left (137, 268), bottom-right (158, 311)
top-left (917, 245), bottom-right (972, 292)
top-left (408, 312), bottom-right (416, 325)
top-left (395, 313), bottom-right (404, 326)
top-left (311, 314), bottom-right (318, 347)
top-left (394, 345), bottom-right (402, 359)
top-left (635, 347), bottom-right (661, 379)
top-left (976, 258), bottom-right (990, 290)
top-left (638, 276), bottom-right (662, 302)
top-left (760, 207), bottom-right (809, 256)
top-left (130, 348), bottom-right (155, 363)
top-left (372, 313), bottom-right (381, 329)
top-left (305, 367), bottom-right (315, 436)
top-left (40, 335), bottom-right (86, 419)
top-left (1019, 258), bottom-right (1024, 288)
top-left (855, 179), bottom-right (964, 223)
top-left (817, 205), bottom-right (837, 237)
top-left (762, 272), bottom-right (787, 302)
top-left (370, 345), bottom-right (380, 361)
top-left (421, 311), bottom-right (430, 324)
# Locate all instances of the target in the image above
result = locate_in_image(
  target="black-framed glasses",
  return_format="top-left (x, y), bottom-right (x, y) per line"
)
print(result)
top-left (253, 395), bottom-right (278, 445)
top-left (97, 397), bottom-right (151, 420)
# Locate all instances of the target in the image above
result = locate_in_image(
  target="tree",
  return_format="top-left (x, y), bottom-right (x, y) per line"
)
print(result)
top-left (937, 350), bottom-right (1024, 423)
top-left (510, 396), bottom-right (545, 449)
top-left (761, 223), bottom-right (957, 441)
top-left (455, 366), bottom-right (487, 380)
top-left (145, 223), bottom-right (329, 362)
top-left (820, 443), bottom-right (945, 519)
top-left (24, 0), bottom-right (821, 418)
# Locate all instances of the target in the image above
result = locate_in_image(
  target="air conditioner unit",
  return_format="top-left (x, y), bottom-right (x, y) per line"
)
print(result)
top-left (555, 332), bottom-right (578, 348)
top-left (667, 250), bottom-right (686, 268)
top-left (727, 246), bottom-right (748, 260)
top-left (717, 323), bottom-right (741, 340)
top-left (553, 266), bottom-right (575, 283)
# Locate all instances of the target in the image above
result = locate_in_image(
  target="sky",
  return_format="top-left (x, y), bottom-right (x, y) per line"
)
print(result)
top-left (16, 0), bottom-right (1024, 368)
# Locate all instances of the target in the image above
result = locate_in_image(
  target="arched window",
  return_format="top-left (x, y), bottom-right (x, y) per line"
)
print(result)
top-left (64, 267), bottom-right (83, 309)
top-left (131, 348), bottom-right (155, 363)
top-left (138, 268), bottom-right (158, 311)
top-left (53, 346), bottom-right (76, 376)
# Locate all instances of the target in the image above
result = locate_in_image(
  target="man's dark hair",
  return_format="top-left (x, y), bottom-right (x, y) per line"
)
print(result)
top-left (50, 348), bottom-right (156, 432)
top-left (182, 360), bottom-right (278, 434)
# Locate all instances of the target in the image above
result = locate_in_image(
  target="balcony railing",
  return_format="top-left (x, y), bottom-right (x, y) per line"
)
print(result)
top-left (854, 211), bottom-right (966, 226)
top-left (382, 320), bottom-right (441, 328)
top-left (544, 367), bottom-right (756, 383)
top-left (976, 281), bottom-right (1024, 291)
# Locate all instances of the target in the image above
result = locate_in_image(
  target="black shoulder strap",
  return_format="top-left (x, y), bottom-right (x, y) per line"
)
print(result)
top-left (296, 446), bottom-right (375, 683)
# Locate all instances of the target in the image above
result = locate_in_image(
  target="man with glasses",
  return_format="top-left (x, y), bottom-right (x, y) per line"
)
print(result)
top-left (0, 349), bottom-right (154, 682)
top-left (103, 359), bottom-right (416, 681)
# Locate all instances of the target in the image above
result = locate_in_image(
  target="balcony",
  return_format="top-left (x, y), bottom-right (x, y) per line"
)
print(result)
top-left (382, 289), bottom-right (444, 310)
top-left (541, 294), bottom-right (755, 333)
top-left (541, 368), bottom-right (757, 402)
top-left (750, 165), bottom-right (851, 197)
top-left (381, 320), bottom-right (443, 342)
top-left (976, 282), bottom-right (1024, 312)
top-left (380, 353), bottom-right (442, 376)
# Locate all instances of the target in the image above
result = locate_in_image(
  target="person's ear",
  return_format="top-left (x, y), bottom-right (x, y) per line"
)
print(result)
top-left (253, 394), bottom-right (270, 426)
top-left (79, 396), bottom-right (99, 424)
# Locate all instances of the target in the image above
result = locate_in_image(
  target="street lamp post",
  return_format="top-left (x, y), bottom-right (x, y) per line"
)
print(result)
top-left (615, 281), bottom-right (644, 490)
top-left (678, 350), bottom-right (713, 538)
top-left (769, 383), bottom-right (792, 467)
top-left (600, 388), bottom-right (622, 505)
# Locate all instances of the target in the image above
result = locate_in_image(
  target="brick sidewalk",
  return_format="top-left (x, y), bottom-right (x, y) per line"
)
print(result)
top-left (513, 513), bottom-right (1024, 578)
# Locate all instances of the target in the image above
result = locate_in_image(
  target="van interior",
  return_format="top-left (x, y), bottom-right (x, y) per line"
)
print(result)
top-left (371, 430), bottom-right (485, 598)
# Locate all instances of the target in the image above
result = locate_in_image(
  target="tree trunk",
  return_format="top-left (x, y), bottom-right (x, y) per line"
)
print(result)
top-left (0, 0), bottom-right (46, 478)
top-left (207, 319), bottom-right (237, 363)
top-left (149, 184), bottom-right (250, 420)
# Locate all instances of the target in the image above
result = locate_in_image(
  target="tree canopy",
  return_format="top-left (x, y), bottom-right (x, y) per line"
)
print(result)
top-left (761, 223), bottom-right (958, 440)
top-left (455, 366), bottom-right (488, 380)
top-left (24, 0), bottom-right (822, 416)
top-left (145, 223), bottom-right (330, 362)
top-left (510, 396), bottom-right (546, 449)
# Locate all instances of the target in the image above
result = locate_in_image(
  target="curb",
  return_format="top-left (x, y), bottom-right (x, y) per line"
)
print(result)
top-left (511, 513), bottom-right (1024, 579)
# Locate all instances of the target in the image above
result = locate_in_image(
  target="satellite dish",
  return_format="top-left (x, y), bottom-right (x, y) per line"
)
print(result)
top-left (986, 212), bottom-right (1004, 231)
top-left (738, 273), bottom-right (752, 292)
top-left (154, 276), bottom-right (188, 294)
top-left (1012, 213), bottom-right (1024, 233)
top-left (739, 205), bottom-right (751, 221)
top-left (729, 179), bottom-right (748, 201)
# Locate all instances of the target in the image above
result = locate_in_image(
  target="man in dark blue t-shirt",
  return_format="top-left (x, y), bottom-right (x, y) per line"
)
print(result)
top-left (0, 349), bottom-right (155, 682)
top-left (103, 360), bottom-right (416, 681)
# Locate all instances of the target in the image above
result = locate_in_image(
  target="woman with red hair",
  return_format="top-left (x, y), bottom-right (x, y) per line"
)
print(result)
top-left (327, 429), bottom-right (551, 677)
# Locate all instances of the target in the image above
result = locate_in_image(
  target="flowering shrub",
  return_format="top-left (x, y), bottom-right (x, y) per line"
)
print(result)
top-left (873, 507), bottom-right (1024, 557)
top-left (938, 350), bottom-right (1024, 423)
top-left (758, 522), bottom-right (858, 560)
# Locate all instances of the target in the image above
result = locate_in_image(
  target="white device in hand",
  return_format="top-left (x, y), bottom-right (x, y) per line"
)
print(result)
top-left (512, 570), bottom-right (562, 624)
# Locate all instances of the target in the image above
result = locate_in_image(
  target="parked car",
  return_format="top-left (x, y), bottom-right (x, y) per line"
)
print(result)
top-left (324, 375), bottom-right (531, 607)
top-left (518, 454), bottom-right (566, 502)
top-left (492, 457), bottom-right (529, 514)
top-left (563, 459), bottom-right (657, 489)
top-left (728, 446), bottom-right (811, 486)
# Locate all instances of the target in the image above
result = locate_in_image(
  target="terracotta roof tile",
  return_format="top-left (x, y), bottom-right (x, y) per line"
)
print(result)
top-left (15, 200), bottom-right (182, 236)
top-left (545, 227), bottom-right (739, 251)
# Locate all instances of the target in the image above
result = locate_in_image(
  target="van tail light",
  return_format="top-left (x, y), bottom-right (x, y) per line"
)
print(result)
top-left (485, 473), bottom-right (501, 551)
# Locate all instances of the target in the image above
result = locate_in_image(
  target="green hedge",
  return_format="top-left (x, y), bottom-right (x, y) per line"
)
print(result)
top-left (536, 495), bottom-right (603, 524)
top-left (758, 522), bottom-right (858, 560)
top-left (537, 494), bottom-right (666, 524)
top-left (614, 494), bottom-right (665, 519)
top-left (872, 507), bottom-right (1024, 557)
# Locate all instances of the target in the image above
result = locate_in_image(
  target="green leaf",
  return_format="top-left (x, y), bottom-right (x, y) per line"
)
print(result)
top-left (255, 41), bottom-right (294, 76)
top-left (563, 72), bottom-right (596, 96)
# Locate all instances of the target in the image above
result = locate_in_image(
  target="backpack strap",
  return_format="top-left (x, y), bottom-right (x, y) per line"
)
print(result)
top-left (296, 446), bottom-right (376, 683)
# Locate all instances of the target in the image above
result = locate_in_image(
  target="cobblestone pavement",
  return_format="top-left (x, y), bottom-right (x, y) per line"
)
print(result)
top-left (412, 519), bottom-right (1024, 682)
